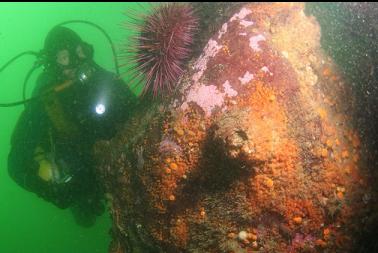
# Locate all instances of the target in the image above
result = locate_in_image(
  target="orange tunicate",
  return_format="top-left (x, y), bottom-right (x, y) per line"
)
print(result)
top-left (336, 191), bottom-right (344, 200)
top-left (326, 139), bottom-right (333, 148)
top-left (174, 126), bottom-right (184, 136)
top-left (265, 177), bottom-right (274, 188)
top-left (169, 195), bottom-right (176, 201)
top-left (341, 150), bottom-right (349, 159)
top-left (200, 207), bottom-right (206, 217)
top-left (331, 75), bottom-right (339, 81)
top-left (316, 239), bottom-right (327, 248)
top-left (321, 148), bottom-right (328, 158)
top-left (227, 232), bottom-right (236, 239)
top-left (318, 108), bottom-right (327, 119)
top-left (337, 186), bottom-right (345, 193)
top-left (223, 45), bottom-right (231, 56)
top-left (293, 216), bottom-right (302, 224)
top-left (269, 94), bottom-right (276, 102)
top-left (323, 67), bottom-right (331, 77)
top-left (165, 168), bottom-right (171, 174)
top-left (248, 233), bottom-right (257, 241)
top-left (323, 228), bottom-right (330, 236)
top-left (187, 130), bottom-right (196, 136)
top-left (170, 162), bottom-right (178, 170)
top-left (334, 153), bottom-right (341, 163)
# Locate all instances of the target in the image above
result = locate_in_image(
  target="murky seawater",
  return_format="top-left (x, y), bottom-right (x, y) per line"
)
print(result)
top-left (1, 3), bottom-right (378, 253)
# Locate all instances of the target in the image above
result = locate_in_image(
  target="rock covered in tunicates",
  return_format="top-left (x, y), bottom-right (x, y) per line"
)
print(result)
top-left (95, 3), bottom-right (370, 252)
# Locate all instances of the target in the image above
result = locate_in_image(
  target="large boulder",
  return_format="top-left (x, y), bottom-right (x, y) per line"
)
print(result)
top-left (95, 3), bottom-right (370, 252)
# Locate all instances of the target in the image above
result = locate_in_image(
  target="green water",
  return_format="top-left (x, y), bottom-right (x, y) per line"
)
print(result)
top-left (0, 3), bottom-right (145, 253)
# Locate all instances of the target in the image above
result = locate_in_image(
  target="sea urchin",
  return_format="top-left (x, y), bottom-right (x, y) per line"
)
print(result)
top-left (121, 3), bottom-right (198, 98)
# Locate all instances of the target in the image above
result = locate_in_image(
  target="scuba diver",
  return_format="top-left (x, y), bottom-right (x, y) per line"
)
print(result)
top-left (5, 24), bottom-right (137, 227)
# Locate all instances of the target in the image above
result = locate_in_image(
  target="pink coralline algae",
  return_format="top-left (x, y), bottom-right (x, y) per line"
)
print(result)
top-left (223, 81), bottom-right (238, 97)
top-left (218, 23), bottom-right (228, 39)
top-left (230, 7), bottom-right (252, 22)
top-left (240, 19), bottom-right (254, 27)
top-left (181, 84), bottom-right (225, 117)
top-left (249, 34), bottom-right (266, 52)
top-left (261, 66), bottom-right (273, 76)
top-left (239, 71), bottom-right (254, 85)
top-left (192, 39), bottom-right (222, 83)
top-left (181, 81), bottom-right (238, 117)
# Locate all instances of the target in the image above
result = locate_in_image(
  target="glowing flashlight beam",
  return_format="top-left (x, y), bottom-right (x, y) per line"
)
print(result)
top-left (95, 103), bottom-right (106, 115)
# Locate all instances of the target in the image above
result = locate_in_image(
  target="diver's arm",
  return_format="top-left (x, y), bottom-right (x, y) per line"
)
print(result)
top-left (8, 111), bottom-right (73, 209)
top-left (8, 110), bottom-right (54, 199)
top-left (7, 75), bottom-right (73, 209)
top-left (7, 72), bottom-right (52, 193)
top-left (8, 110), bottom-right (44, 190)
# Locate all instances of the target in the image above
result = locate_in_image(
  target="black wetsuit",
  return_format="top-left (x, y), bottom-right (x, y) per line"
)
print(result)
top-left (8, 65), bottom-right (136, 225)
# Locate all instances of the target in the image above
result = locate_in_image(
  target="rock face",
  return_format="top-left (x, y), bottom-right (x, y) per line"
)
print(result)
top-left (95, 3), bottom-right (370, 252)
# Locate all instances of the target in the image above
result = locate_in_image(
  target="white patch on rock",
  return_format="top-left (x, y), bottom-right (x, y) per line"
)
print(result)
top-left (239, 32), bottom-right (247, 36)
top-left (261, 66), bottom-right (273, 76)
top-left (181, 81), bottom-right (239, 117)
top-left (181, 84), bottom-right (225, 117)
top-left (249, 34), bottom-right (266, 52)
top-left (218, 23), bottom-right (228, 39)
top-left (240, 19), bottom-right (254, 27)
top-left (238, 231), bottom-right (248, 240)
top-left (223, 80), bottom-right (238, 97)
top-left (230, 7), bottom-right (252, 22)
top-left (239, 71), bottom-right (254, 85)
top-left (192, 39), bottom-right (222, 83)
top-left (282, 51), bottom-right (289, 59)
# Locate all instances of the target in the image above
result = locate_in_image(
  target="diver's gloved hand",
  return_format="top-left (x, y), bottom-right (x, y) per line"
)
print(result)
top-left (34, 146), bottom-right (54, 182)
top-left (36, 158), bottom-right (54, 182)
top-left (34, 146), bottom-right (73, 185)
top-left (31, 146), bottom-right (75, 209)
